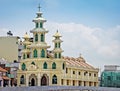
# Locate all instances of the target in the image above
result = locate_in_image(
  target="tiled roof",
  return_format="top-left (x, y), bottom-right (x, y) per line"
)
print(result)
top-left (63, 56), bottom-right (95, 69)
top-left (2, 76), bottom-right (10, 80)
top-left (47, 52), bottom-right (95, 69)
top-left (0, 67), bottom-right (7, 72)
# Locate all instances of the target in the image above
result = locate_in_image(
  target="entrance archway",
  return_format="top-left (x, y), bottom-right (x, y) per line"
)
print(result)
top-left (41, 74), bottom-right (49, 86)
top-left (29, 74), bottom-right (37, 86)
top-left (31, 78), bottom-right (35, 86)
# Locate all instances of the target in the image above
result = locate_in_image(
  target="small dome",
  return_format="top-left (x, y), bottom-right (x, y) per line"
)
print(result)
top-left (23, 32), bottom-right (30, 39)
top-left (53, 30), bottom-right (61, 37)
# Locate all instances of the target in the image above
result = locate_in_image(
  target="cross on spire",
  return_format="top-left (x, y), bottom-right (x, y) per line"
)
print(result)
top-left (79, 53), bottom-right (82, 57)
top-left (38, 4), bottom-right (41, 12)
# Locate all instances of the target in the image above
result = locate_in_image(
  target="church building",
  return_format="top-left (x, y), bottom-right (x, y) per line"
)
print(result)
top-left (17, 6), bottom-right (99, 87)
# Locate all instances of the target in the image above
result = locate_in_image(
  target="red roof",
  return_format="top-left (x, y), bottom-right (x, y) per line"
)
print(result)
top-left (64, 56), bottom-right (95, 69)
top-left (2, 76), bottom-right (10, 80)
top-left (0, 67), bottom-right (7, 72)
top-left (47, 52), bottom-right (95, 69)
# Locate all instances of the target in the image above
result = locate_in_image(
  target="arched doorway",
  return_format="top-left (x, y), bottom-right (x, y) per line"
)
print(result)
top-left (29, 74), bottom-right (37, 86)
top-left (41, 74), bottom-right (49, 86)
top-left (31, 78), bottom-right (35, 86)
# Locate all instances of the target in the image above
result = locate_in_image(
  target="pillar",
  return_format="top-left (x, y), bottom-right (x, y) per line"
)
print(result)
top-left (38, 73), bottom-right (40, 86)
top-left (26, 74), bottom-right (28, 86)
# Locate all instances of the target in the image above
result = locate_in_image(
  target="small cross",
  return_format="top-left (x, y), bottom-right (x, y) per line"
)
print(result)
top-left (38, 4), bottom-right (41, 11)
top-left (79, 53), bottom-right (82, 57)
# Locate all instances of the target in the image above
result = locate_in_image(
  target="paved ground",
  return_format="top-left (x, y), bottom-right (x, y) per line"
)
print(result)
top-left (0, 86), bottom-right (120, 91)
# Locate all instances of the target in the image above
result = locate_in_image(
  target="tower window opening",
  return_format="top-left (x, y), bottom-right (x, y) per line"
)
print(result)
top-left (55, 43), bottom-right (57, 48)
top-left (59, 53), bottom-right (61, 58)
top-left (40, 22), bottom-right (43, 28)
top-left (58, 43), bottom-right (60, 48)
top-left (41, 34), bottom-right (44, 42)
top-left (36, 23), bottom-right (39, 28)
top-left (23, 54), bottom-right (25, 59)
top-left (55, 53), bottom-right (57, 58)
top-left (35, 34), bottom-right (38, 42)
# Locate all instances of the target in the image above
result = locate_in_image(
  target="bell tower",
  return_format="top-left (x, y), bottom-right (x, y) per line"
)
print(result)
top-left (29, 5), bottom-right (50, 58)
top-left (52, 30), bottom-right (64, 59)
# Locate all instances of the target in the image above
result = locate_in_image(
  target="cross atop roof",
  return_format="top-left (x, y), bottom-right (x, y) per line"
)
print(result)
top-left (38, 4), bottom-right (41, 12)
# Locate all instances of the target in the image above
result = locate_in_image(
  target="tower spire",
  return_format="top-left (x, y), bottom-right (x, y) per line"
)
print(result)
top-left (38, 3), bottom-right (41, 12)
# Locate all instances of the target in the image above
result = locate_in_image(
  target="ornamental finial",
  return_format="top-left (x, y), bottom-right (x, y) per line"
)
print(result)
top-left (57, 30), bottom-right (58, 33)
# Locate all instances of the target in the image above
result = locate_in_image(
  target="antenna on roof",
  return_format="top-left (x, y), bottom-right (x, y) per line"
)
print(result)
top-left (7, 31), bottom-right (13, 36)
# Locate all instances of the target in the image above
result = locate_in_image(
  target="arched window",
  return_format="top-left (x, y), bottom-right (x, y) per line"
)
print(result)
top-left (52, 75), bottom-right (57, 84)
top-left (41, 49), bottom-right (45, 58)
top-left (58, 43), bottom-right (60, 48)
top-left (31, 61), bottom-right (35, 65)
top-left (41, 34), bottom-right (44, 42)
top-left (22, 63), bottom-right (26, 70)
top-left (55, 53), bottom-right (57, 58)
top-left (63, 63), bottom-right (65, 70)
top-left (23, 54), bottom-right (25, 59)
top-left (27, 54), bottom-right (29, 58)
top-left (55, 43), bottom-right (57, 48)
top-left (33, 49), bottom-right (37, 58)
top-left (40, 22), bottom-right (43, 28)
top-left (52, 62), bottom-right (56, 69)
top-left (35, 34), bottom-right (38, 42)
top-left (59, 53), bottom-right (61, 58)
top-left (36, 22), bottom-right (39, 28)
top-left (20, 75), bottom-right (25, 84)
top-left (43, 62), bottom-right (47, 69)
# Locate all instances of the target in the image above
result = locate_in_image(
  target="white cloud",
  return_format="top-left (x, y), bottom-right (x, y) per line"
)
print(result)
top-left (98, 42), bottom-right (120, 57)
top-left (45, 21), bottom-right (120, 62)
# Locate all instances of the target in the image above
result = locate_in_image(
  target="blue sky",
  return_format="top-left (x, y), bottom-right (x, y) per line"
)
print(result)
top-left (0, 0), bottom-right (120, 72)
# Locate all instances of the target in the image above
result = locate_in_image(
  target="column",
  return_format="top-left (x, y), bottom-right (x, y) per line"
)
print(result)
top-left (70, 68), bottom-right (72, 78)
top-left (86, 81), bottom-right (89, 86)
top-left (64, 79), bottom-right (66, 86)
top-left (81, 81), bottom-right (84, 86)
top-left (38, 73), bottom-right (40, 86)
top-left (77, 70), bottom-right (78, 79)
top-left (76, 80), bottom-right (78, 86)
top-left (26, 74), bottom-right (28, 86)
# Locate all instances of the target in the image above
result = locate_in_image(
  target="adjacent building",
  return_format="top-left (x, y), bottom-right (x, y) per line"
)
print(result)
top-left (0, 58), bottom-right (18, 86)
top-left (100, 65), bottom-right (120, 88)
top-left (0, 36), bottom-right (22, 62)
top-left (0, 66), bottom-right (10, 87)
top-left (17, 6), bottom-right (99, 87)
